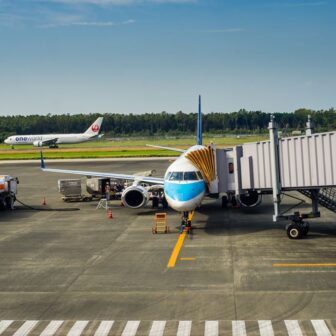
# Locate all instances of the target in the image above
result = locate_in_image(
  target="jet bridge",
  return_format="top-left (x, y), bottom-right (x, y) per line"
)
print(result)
top-left (211, 117), bottom-right (336, 239)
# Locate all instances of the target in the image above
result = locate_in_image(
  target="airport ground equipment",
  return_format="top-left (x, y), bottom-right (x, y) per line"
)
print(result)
top-left (58, 179), bottom-right (93, 202)
top-left (86, 177), bottom-right (123, 199)
top-left (96, 198), bottom-right (109, 210)
top-left (0, 175), bottom-right (18, 210)
top-left (152, 213), bottom-right (169, 234)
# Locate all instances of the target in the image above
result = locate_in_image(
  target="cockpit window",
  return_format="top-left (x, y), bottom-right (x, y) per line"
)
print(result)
top-left (196, 171), bottom-right (203, 180)
top-left (165, 172), bottom-right (172, 180)
top-left (169, 172), bottom-right (183, 181)
top-left (183, 172), bottom-right (198, 180)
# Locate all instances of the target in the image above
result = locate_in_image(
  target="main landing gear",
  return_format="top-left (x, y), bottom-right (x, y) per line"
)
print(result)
top-left (180, 211), bottom-right (194, 233)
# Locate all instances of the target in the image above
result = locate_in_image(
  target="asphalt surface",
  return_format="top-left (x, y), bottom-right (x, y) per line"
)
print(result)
top-left (0, 159), bottom-right (335, 335)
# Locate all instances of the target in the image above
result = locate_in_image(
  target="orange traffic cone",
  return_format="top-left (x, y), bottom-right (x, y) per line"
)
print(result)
top-left (42, 197), bottom-right (46, 206)
top-left (108, 208), bottom-right (113, 219)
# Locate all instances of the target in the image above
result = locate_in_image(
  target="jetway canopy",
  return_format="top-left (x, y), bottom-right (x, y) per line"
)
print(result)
top-left (238, 131), bottom-right (336, 191)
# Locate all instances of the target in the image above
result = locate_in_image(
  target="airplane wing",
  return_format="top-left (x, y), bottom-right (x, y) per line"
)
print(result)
top-left (39, 152), bottom-right (164, 185)
top-left (39, 138), bottom-right (59, 146)
top-left (146, 144), bottom-right (185, 153)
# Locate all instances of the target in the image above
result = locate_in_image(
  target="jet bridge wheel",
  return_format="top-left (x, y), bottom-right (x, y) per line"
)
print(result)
top-left (286, 223), bottom-right (302, 239)
top-left (286, 221), bottom-right (309, 239)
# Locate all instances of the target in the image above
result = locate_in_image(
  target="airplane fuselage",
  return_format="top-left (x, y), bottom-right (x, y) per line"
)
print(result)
top-left (4, 134), bottom-right (96, 145)
top-left (163, 145), bottom-right (207, 212)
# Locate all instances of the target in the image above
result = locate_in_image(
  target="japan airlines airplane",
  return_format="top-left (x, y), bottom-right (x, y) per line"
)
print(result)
top-left (4, 117), bottom-right (104, 148)
top-left (40, 98), bottom-right (210, 227)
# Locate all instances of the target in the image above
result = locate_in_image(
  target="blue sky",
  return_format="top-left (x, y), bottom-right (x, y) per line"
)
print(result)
top-left (0, 0), bottom-right (335, 115)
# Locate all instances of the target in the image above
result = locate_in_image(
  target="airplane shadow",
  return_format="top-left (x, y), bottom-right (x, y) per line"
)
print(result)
top-left (192, 196), bottom-right (336, 238)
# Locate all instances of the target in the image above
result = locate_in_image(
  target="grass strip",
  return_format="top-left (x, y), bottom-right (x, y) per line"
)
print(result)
top-left (0, 149), bottom-right (178, 160)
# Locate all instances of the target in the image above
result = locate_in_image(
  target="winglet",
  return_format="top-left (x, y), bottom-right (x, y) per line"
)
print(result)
top-left (197, 95), bottom-right (202, 145)
top-left (40, 150), bottom-right (46, 169)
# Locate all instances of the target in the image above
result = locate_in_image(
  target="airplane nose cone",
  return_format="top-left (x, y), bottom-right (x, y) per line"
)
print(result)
top-left (164, 181), bottom-right (206, 212)
top-left (4, 139), bottom-right (9, 144)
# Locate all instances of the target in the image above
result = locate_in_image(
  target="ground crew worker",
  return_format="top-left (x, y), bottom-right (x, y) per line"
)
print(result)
top-left (105, 182), bottom-right (111, 202)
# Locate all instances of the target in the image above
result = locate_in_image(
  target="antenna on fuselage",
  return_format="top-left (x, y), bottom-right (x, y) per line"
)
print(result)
top-left (197, 95), bottom-right (202, 145)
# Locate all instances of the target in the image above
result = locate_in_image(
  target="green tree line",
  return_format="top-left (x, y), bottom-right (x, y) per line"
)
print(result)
top-left (0, 108), bottom-right (335, 141)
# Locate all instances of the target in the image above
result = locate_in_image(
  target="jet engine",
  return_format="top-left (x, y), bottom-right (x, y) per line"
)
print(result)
top-left (238, 190), bottom-right (262, 208)
top-left (33, 141), bottom-right (43, 147)
top-left (121, 185), bottom-right (149, 209)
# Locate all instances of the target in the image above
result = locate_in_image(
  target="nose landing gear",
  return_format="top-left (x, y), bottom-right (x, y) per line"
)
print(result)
top-left (180, 211), bottom-right (194, 233)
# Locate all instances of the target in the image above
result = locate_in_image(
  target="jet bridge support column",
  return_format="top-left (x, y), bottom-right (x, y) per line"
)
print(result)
top-left (269, 115), bottom-right (282, 222)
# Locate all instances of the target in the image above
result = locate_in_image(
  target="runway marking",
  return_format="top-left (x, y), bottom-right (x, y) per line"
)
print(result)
top-left (273, 263), bottom-right (336, 267)
top-left (1, 319), bottom-right (333, 335)
top-left (167, 231), bottom-right (187, 268)
top-left (284, 320), bottom-right (303, 336)
top-left (204, 321), bottom-right (218, 336)
top-left (311, 320), bottom-right (332, 336)
top-left (232, 321), bottom-right (246, 336)
top-left (121, 321), bottom-right (140, 336)
top-left (148, 321), bottom-right (166, 336)
top-left (258, 320), bottom-right (274, 336)
top-left (13, 320), bottom-right (39, 336)
top-left (0, 320), bottom-right (13, 334)
top-left (40, 321), bottom-right (64, 336)
top-left (67, 321), bottom-right (89, 336)
top-left (177, 321), bottom-right (192, 336)
top-left (180, 257), bottom-right (196, 261)
top-left (94, 321), bottom-right (114, 336)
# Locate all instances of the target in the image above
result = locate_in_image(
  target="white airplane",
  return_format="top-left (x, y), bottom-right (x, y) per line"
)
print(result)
top-left (4, 117), bottom-right (104, 148)
top-left (40, 97), bottom-right (251, 228)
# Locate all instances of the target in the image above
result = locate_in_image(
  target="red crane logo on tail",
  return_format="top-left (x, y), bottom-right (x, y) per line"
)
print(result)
top-left (91, 124), bottom-right (100, 133)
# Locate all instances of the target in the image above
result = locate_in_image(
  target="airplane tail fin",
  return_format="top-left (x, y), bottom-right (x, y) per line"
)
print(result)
top-left (196, 95), bottom-right (202, 145)
top-left (84, 117), bottom-right (103, 136)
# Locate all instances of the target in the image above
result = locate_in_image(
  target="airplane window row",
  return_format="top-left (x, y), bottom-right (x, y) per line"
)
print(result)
top-left (166, 171), bottom-right (203, 181)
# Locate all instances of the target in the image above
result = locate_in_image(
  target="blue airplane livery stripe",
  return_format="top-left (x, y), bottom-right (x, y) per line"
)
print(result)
top-left (164, 181), bottom-right (206, 202)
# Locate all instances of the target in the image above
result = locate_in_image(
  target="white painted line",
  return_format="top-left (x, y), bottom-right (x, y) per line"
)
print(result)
top-left (284, 320), bottom-right (303, 336)
top-left (13, 320), bottom-right (39, 336)
top-left (121, 321), bottom-right (140, 336)
top-left (258, 320), bottom-right (274, 336)
top-left (311, 320), bottom-right (332, 336)
top-left (177, 321), bottom-right (192, 336)
top-left (232, 321), bottom-right (246, 336)
top-left (148, 321), bottom-right (166, 336)
top-left (94, 321), bottom-right (114, 336)
top-left (67, 321), bottom-right (89, 336)
top-left (204, 321), bottom-right (218, 336)
top-left (40, 321), bottom-right (64, 336)
top-left (0, 320), bottom-right (13, 335)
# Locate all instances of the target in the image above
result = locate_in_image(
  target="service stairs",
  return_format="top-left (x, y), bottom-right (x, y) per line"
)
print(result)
top-left (299, 187), bottom-right (336, 213)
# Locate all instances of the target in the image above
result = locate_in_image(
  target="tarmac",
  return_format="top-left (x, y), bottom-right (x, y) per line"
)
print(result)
top-left (0, 159), bottom-right (335, 335)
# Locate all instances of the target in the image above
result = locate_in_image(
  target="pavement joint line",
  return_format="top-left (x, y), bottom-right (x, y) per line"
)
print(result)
top-left (167, 231), bottom-right (187, 268)
top-left (273, 263), bottom-right (336, 267)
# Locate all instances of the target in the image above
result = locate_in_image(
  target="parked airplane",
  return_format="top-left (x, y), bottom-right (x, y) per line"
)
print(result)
top-left (39, 97), bottom-right (257, 227)
top-left (4, 117), bottom-right (104, 148)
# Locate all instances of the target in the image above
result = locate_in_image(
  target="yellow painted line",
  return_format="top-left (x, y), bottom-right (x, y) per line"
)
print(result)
top-left (180, 257), bottom-right (196, 261)
top-left (167, 231), bottom-right (187, 268)
top-left (273, 263), bottom-right (336, 267)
